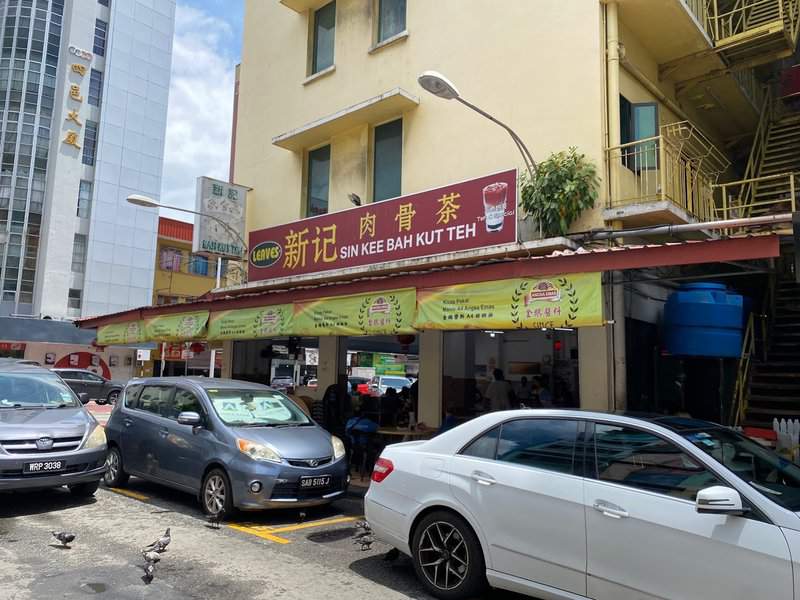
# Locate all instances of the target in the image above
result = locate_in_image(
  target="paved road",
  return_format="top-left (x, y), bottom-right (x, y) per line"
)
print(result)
top-left (0, 478), bottom-right (524, 600)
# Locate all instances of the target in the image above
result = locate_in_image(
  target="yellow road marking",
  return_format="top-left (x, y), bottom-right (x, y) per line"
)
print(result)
top-left (108, 488), bottom-right (149, 501)
top-left (227, 524), bottom-right (291, 544)
top-left (268, 515), bottom-right (360, 534)
top-left (229, 515), bottom-right (362, 544)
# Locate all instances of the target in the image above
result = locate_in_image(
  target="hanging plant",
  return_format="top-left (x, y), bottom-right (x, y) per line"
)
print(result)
top-left (519, 147), bottom-right (599, 237)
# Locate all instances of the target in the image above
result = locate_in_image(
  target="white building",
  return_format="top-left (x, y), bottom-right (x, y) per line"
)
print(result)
top-left (0, 0), bottom-right (175, 320)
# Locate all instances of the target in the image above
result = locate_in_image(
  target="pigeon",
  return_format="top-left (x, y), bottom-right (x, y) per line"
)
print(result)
top-left (143, 528), bottom-right (171, 553)
top-left (141, 562), bottom-right (155, 585)
top-left (206, 512), bottom-right (223, 530)
top-left (142, 551), bottom-right (161, 565)
top-left (352, 521), bottom-right (375, 551)
top-left (298, 511), bottom-right (306, 524)
top-left (383, 548), bottom-right (400, 562)
top-left (51, 531), bottom-right (76, 548)
top-left (353, 535), bottom-right (375, 551)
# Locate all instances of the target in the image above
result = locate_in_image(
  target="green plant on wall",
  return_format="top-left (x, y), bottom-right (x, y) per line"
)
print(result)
top-left (519, 147), bottom-right (599, 237)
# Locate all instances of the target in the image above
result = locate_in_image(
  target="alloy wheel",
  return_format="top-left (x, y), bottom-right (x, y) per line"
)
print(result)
top-left (417, 521), bottom-right (469, 591)
top-left (105, 450), bottom-right (119, 484)
top-left (204, 474), bottom-right (226, 515)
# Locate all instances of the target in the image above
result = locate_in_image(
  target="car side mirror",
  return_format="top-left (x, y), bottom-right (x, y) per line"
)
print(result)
top-left (78, 393), bottom-right (90, 405)
top-left (177, 411), bottom-right (202, 427)
top-left (696, 486), bottom-right (749, 516)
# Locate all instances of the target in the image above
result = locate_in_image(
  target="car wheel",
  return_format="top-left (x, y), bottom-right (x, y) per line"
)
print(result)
top-left (411, 511), bottom-right (487, 600)
top-left (69, 480), bottom-right (100, 497)
top-left (202, 468), bottom-right (233, 517)
top-left (103, 446), bottom-right (129, 488)
top-left (106, 390), bottom-right (120, 405)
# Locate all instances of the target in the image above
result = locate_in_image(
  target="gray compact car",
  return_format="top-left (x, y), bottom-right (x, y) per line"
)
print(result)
top-left (0, 361), bottom-right (107, 496)
top-left (103, 377), bottom-right (349, 516)
top-left (52, 369), bottom-right (124, 405)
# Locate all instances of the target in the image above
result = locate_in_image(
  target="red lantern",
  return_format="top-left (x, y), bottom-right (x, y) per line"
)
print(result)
top-left (396, 334), bottom-right (415, 346)
top-left (189, 342), bottom-right (205, 354)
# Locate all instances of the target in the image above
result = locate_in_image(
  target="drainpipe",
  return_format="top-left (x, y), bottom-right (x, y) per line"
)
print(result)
top-left (606, 1), bottom-right (627, 410)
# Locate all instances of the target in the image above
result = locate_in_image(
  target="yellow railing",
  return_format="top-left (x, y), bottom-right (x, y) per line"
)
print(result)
top-left (738, 87), bottom-right (774, 217)
top-left (606, 122), bottom-right (729, 221)
top-left (708, 0), bottom-right (800, 45)
top-left (714, 172), bottom-right (797, 224)
top-left (732, 68), bottom-right (767, 109)
top-left (684, 0), bottom-right (711, 29)
top-left (732, 312), bottom-right (756, 426)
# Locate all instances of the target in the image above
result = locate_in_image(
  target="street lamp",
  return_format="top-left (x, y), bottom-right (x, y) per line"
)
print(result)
top-left (126, 194), bottom-right (248, 287)
top-left (417, 70), bottom-right (537, 180)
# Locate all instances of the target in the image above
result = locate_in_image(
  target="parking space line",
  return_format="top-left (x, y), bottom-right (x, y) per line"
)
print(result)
top-left (268, 515), bottom-right (360, 534)
top-left (108, 488), bottom-right (150, 501)
top-left (227, 524), bottom-right (291, 544)
top-left (229, 515), bottom-right (361, 544)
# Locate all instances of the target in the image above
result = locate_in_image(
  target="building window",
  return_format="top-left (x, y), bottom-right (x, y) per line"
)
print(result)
top-left (378, 0), bottom-right (406, 42)
top-left (373, 118), bottom-right (402, 202)
top-left (77, 180), bottom-right (92, 218)
top-left (306, 145), bottom-right (331, 217)
top-left (189, 254), bottom-right (209, 276)
top-left (88, 69), bottom-right (103, 107)
top-left (620, 95), bottom-right (658, 171)
top-left (98, 0), bottom-right (110, 6)
top-left (71, 234), bottom-right (87, 273)
top-left (82, 120), bottom-right (98, 166)
top-left (93, 19), bottom-right (108, 57)
top-left (312, 1), bottom-right (336, 74)
top-left (159, 247), bottom-right (182, 272)
top-left (68, 288), bottom-right (82, 310)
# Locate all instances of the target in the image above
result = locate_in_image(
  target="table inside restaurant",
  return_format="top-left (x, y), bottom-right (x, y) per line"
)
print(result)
top-left (377, 427), bottom-right (434, 442)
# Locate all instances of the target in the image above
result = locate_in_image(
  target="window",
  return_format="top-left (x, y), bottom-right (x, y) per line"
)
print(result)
top-left (189, 254), bottom-right (208, 276)
top-left (378, 0), bottom-right (406, 42)
top-left (312, 1), bottom-right (335, 74)
top-left (67, 288), bottom-right (81, 310)
top-left (82, 120), bottom-right (98, 166)
top-left (373, 118), bottom-right (402, 202)
top-left (496, 419), bottom-right (580, 475)
top-left (172, 388), bottom-right (203, 419)
top-left (159, 247), bottom-right (182, 272)
top-left (88, 69), bottom-right (102, 107)
top-left (592, 423), bottom-right (721, 501)
top-left (98, 0), bottom-right (110, 6)
top-left (77, 179), bottom-right (92, 217)
top-left (620, 95), bottom-right (658, 170)
top-left (93, 19), bottom-right (107, 56)
top-left (136, 386), bottom-right (175, 416)
top-left (123, 383), bottom-right (143, 409)
top-left (306, 145), bottom-right (330, 216)
top-left (71, 233), bottom-right (87, 273)
top-left (461, 426), bottom-right (500, 460)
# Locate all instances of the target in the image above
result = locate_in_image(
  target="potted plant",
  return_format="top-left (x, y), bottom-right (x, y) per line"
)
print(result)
top-left (519, 147), bottom-right (599, 238)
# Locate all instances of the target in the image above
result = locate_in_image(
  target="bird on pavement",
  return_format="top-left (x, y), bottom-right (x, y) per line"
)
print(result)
top-left (352, 521), bottom-right (375, 551)
top-left (141, 562), bottom-right (155, 585)
top-left (143, 528), bottom-right (171, 553)
top-left (298, 511), bottom-right (306, 524)
top-left (142, 551), bottom-right (161, 565)
top-left (51, 531), bottom-right (76, 548)
top-left (206, 511), bottom-right (224, 530)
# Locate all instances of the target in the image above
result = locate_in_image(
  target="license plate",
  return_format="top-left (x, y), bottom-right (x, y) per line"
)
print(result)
top-left (299, 475), bottom-right (331, 489)
top-left (23, 460), bottom-right (65, 474)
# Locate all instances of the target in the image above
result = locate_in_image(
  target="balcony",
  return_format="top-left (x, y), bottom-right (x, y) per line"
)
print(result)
top-left (605, 122), bottom-right (730, 227)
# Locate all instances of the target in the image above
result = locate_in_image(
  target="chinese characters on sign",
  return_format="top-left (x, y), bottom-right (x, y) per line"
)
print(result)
top-left (62, 47), bottom-right (90, 152)
top-left (193, 177), bottom-right (248, 259)
top-left (249, 169), bottom-right (517, 282)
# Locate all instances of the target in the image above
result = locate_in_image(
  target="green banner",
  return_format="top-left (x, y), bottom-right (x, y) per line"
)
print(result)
top-left (292, 289), bottom-right (416, 336)
top-left (144, 311), bottom-right (209, 342)
top-left (97, 321), bottom-right (146, 345)
top-left (208, 305), bottom-right (292, 341)
top-left (414, 273), bottom-right (603, 330)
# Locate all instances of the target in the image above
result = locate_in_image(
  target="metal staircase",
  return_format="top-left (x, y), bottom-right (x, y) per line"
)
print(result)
top-left (749, 114), bottom-right (800, 214)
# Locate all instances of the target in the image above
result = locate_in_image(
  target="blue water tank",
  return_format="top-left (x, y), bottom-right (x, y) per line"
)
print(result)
top-left (663, 283), bottom-right (745, 358)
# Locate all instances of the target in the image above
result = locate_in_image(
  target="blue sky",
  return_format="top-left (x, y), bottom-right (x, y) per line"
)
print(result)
top-left (159, 0), bottom-right (244, 221)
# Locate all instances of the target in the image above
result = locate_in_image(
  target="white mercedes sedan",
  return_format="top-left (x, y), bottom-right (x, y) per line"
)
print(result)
top-left (364, 410), bottom-right (800, 600)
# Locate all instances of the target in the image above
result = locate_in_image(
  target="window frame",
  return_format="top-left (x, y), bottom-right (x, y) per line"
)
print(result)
top-left (133, 385), bottom-right (176, 418)
top-left (67, 288), bottom-right (82, 309)
top-left (311, 1), bottom-right (336, 75)
top-left (305, 143), bottom-right (331, 217)
top-left (619, 95), bottom-right (659, 172)
top-left (70, 233), bottom-right (87, 273)
top-left (172, 385), bottom-right (208, 423)
top-left (93, 18), bottom-right (107, 57)
top-left (376, 0), bottom-right (407, 44)
top-left (88, 68), bottom-right (102, 107)
top-left (372, 117), bottom-right (403, 202)
top-left (77, 179), bottom-right (92, 218)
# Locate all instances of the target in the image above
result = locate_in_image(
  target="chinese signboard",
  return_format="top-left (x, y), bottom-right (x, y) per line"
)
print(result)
top-left (291, 289), bottom-right (417, 336)
top-left (144, 311), bottom-right (209, 342)
top-left (248, 170), bottom-right (517, 282)
top-left (207, 305), bottom-right (293, 341)
top-left (414, 273), bottom-right (603, 330)
top-left (97, 321), bottom-right (146, 345)
top-left (193, 177), bottom-right (248, 259)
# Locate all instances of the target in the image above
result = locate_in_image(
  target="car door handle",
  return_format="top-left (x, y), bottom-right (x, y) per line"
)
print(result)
top-left (471, 471), bottom-right (496, 487)
top-left (593, 500), bottom-right (629, 519)
top-left (123, 418), bottom-right (133, 427)
top-left (158, 428), bottom-right (169, 438)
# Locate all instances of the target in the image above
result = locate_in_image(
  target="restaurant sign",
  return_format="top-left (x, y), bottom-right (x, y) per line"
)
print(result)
top-left (144, 311), bottom-right (209, 342)
top-left (248, 170), bottom-right (517, 282)
top-left (414, 273), bottom-right (603, 330)
top-left (208, 305), bottom-right (293, 341)
top-left (291, 289), bottom-right (417, 336)
top-left (97, 321), bottom-right (146, 345)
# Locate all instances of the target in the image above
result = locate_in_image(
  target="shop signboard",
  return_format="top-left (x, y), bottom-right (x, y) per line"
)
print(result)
top-left (144, 311), bottom-right (209, 342)
top-left (414, 273), bottom-right (603, 330)
top-left (207, 305), bottom-right (293, 341)
top-left (292, 289), bottom-right (416, 336)
top-left (193, 176), bottom-right (248, 259)
top-left (97, 321), bottom-right (146, 345)
top-left (373, 353), bottom-right (406, 376)
top-left (248, 169), bottom-right (517, 282)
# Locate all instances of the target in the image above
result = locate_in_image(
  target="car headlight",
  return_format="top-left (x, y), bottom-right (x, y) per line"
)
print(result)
top-left (237, 438), bottom-right (282, 463)
top-left (332, 435), bottom-right (346, 460)
top-left (83, 426), bottom-right (107, 450)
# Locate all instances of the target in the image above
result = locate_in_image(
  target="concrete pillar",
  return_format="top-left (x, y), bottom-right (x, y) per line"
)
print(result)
top-left (418, 330), bottom-right (443, 428)
top-left (221, 341), bottom-right (233, 379)
top-left (611, 272), bottom-right (628, 411)
top-left (317, 336), bottom-right (348, 401)
top-left (578, 326), bottom-right (612, 411)
top-left (606, 1), bottom-right (621, 204)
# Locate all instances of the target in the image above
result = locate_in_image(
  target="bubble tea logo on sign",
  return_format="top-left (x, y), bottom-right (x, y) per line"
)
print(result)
top-left (482, 181), bottom-right (508, 232)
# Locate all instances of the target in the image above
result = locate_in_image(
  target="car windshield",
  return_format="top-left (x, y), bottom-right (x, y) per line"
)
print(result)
top-left (206, 388), bottom-right (310, 427)
top-left (0, 372), bottom-right (80, 408)
top-left (381, 377), bottom-right (410, 390)
top-left (683, 427), bottom-right (800, 512)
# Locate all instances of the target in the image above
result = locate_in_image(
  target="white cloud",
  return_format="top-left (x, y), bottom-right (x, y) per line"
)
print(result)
top-left (159, 3), bottom-right (236, 223)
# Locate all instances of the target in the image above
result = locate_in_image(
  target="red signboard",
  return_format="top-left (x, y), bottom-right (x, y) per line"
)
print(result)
top-left (248, 169), bottom-right (517, 282)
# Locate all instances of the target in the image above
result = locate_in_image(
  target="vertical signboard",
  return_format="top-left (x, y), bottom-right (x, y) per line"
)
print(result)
top-left (193, 177), bottom-right (248, 259)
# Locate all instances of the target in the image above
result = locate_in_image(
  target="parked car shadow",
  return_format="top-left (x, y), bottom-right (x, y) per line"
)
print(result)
top-left (0, 487), bottom-right (97, 518)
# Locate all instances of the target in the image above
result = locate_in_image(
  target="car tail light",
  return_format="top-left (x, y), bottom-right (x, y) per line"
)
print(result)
top-left (371, 458), bottom-right (394, 483)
